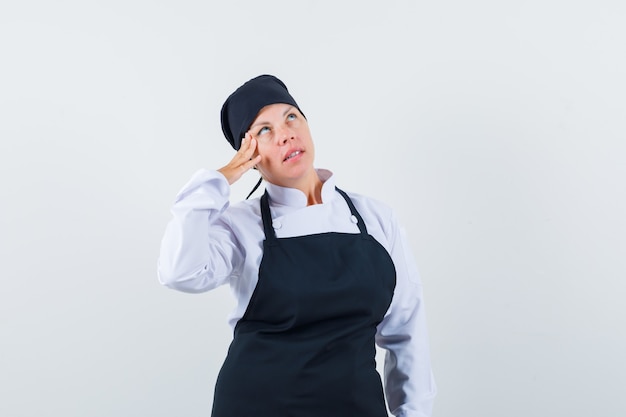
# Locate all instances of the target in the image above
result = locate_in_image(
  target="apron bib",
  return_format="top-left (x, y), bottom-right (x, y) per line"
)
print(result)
top-left (211, 188), bottom-right (396, 417)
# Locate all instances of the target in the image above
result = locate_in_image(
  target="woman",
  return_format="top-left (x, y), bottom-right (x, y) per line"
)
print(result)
top-left (158, 75), bottom-right (436, 417)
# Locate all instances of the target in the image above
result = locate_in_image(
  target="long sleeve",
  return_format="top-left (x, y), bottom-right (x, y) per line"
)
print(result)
top-left (158, 169), bottom-right (437, 414)
top-left (375, 210), bottom-right (437, 417)
top-left (157, 169), bottom-right (244, 293)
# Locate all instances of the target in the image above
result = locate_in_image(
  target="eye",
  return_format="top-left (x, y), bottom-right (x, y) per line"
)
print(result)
top-left (287, 113), bottom-right (297, 121)
top-left (257, 126), bottom-right (270, 136)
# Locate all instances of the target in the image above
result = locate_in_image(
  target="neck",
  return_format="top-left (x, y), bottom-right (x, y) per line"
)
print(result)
top-left (262, 167), bottom-right (324, 205)
top-left (295, 169), bottom-right (323, 206)
top-left (283, 168), bottom-right (323, 205)
top-left (304, 179), bottom-right (323, 206)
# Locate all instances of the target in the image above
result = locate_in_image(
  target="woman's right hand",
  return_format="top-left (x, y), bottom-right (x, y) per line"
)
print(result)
top-left (217, 133), bottom-right (262, 185)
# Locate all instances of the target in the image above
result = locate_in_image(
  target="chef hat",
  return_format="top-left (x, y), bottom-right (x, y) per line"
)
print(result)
top-left (220, 74), bottom-right (305, 150)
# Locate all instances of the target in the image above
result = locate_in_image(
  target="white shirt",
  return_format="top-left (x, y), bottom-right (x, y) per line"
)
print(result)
top-left (158, 168), bottom-right (437, 417)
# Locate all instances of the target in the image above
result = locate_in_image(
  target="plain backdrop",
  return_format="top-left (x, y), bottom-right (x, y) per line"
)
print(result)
top-left (1, 1), bottom-right (625, 416)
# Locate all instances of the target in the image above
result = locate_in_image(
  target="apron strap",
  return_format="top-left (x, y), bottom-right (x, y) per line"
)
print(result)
top-left (335, 187), bottom-right (368, 235)
top-left (260, 190), bottom-right (277, 242)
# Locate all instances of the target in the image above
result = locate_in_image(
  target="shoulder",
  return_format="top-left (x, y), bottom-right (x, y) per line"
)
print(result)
top-left (337, 188), bottom-right (398, 241)
top-left (340, 188), bottom-right (394, 220)
top-left (224, 195), bottom-right (262, 229)
top-left (228, 195), bottom-right (261, 215)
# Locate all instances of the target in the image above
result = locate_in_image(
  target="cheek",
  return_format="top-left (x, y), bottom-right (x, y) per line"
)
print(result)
top-left (253, 150), bottom-right (271, 175)
top-left (255, 144), bottom-right (275, 163)
top-left (255, 159), bottom-right (275, 181)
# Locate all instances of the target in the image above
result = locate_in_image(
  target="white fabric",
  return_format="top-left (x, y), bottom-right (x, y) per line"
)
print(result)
top-left (158, 168), bottom-right (437, 417)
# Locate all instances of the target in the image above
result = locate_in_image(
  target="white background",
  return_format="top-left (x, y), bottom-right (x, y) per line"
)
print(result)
top-left (1, 1), bottom-right (625, 416)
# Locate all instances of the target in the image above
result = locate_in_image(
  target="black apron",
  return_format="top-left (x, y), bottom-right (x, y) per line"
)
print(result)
top-left (211, 187), bottom-right (396, 417)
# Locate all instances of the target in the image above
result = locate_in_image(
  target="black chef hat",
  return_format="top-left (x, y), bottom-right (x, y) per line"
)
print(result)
top-left (220, 74), bottom-right (305, 150)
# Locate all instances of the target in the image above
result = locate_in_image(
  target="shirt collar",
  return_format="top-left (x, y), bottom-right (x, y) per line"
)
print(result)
top-left (264, 169), bottom-right (336, 208)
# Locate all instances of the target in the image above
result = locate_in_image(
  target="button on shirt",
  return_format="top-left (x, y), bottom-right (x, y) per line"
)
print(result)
top-left (158, 168), bottom-right (437, 417)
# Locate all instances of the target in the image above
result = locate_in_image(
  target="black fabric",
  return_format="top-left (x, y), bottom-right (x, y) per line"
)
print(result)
top-left (211, 188), bottom-right (397, 417)
top-left (220, 74), bottom-right (305, 150)
top-left (245, 177), bottom-right (263, 200)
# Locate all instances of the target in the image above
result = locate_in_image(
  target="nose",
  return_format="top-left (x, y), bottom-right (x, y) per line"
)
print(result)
top-left (277, 125), bottom-right (294, 144)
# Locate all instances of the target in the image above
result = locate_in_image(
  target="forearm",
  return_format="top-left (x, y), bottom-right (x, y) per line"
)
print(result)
top-left (376, 214), bottom-right (437, 416)
top-left (157, 169), bottom-right (242, 292)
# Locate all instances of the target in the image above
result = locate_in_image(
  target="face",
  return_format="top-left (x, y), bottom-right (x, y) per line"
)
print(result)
top-left (248, 103), bottom-right (316, 188)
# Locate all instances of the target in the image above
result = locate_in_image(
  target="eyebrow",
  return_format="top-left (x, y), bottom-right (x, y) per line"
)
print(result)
top-left (249, 106), bottom-right (296, 130)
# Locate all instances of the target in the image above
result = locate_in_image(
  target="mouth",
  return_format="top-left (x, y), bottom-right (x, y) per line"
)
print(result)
top-left (283, 150), bottom-right (303, 162)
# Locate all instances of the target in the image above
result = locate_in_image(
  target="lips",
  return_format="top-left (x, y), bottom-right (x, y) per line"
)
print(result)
top-left (283, 149), bottom-right (303, 162)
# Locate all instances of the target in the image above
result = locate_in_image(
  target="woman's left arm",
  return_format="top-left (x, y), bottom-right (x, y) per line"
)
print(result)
top-left (375, 210), bottom-right (437, 417)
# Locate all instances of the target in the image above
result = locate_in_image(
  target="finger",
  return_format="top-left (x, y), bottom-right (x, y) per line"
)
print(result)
top-left (237, 134), bottom-right (251, 156)
top-left (244, 155), bottom-right (261, 172)
top-left (242, 137), bottom-right (257, 159)
top-left (238, 135), bottom-right (248, 153)
top-left (240, 155), bottom-right (260, 173)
